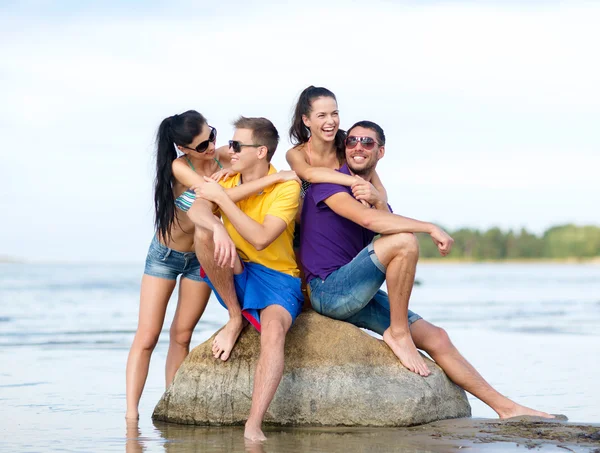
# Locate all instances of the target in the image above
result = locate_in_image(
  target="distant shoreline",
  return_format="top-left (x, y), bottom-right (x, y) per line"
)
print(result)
top-left (0, 256), bottom-right (24, 264)
top-left (419, 257), bottom-right (600, 264)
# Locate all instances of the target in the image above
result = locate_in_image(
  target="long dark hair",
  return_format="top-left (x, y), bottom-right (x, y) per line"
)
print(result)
top-left (154, 110), bottom-right (206, 242)
top-left (289, 85), bottom-right (346, 162)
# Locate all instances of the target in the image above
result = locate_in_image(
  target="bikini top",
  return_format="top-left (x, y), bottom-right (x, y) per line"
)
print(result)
top-left (184, 156), bottom-right (223, 172)
top-left (173, 157), bottom-right (223, 212)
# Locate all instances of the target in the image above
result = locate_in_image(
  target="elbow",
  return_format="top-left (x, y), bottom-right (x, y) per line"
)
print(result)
top-left (253, 240), bottom-right (268, 251)
top-left (359, 214), bottom-right (373, 230)
top-left (302, 170), bottom-right (316, 183)
top-left (252, 233), bottom-right (273, 251)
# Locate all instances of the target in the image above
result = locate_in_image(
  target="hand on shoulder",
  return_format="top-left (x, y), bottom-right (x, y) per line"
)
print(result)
top-left (277, 170), bottom-right (301, 185)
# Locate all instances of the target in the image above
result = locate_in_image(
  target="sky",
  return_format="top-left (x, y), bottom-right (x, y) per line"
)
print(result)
top-left (0, 0), bottom-right (598, 262)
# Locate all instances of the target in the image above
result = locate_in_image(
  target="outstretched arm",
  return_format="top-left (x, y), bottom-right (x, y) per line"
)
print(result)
top-left (286, 146), bottom-right (358, 186)
top-left (173, 158), bottom-right (297, 203)
top-left (218, 172), bottom-right (298, 203)
top-left (323, 192), bottom-right (453, 256)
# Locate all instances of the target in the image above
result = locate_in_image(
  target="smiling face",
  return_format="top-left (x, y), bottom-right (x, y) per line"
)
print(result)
top-left (178, 123), bottom-right (216, 159)
top-left (345, 126), bottom-right (385, 177)
top-left (228, 128), bottom-right (266, 173)
top-left (302, 96), bottom-right (340, 143)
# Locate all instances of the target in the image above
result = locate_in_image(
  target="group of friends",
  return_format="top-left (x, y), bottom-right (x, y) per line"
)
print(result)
top-left (125, 86), bottom-right (552, 442)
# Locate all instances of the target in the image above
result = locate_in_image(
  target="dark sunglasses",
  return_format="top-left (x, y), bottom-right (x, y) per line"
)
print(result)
top-left (183, 126), bottom-right (217, 153)
top-left (345, 136), bottom-right (379, 151)
top-left (228, 140), bottom-right (264, 153)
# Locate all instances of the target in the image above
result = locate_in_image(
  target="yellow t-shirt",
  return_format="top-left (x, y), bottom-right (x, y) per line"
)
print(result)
top-left (219, 164), bottom-right (300, 277)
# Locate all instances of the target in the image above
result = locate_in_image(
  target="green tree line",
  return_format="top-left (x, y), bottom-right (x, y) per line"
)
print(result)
top-left (417, 224), bottom-right (600, 260)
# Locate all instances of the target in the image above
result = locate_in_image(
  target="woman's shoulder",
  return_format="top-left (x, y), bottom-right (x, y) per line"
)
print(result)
top-left (172, 155), bottom-right (189, 166)
top-left (286, 142), bottom-right (308, 158)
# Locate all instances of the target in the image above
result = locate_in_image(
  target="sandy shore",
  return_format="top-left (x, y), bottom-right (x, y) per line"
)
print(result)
top-left (142, 416), bottom-right (600, 453)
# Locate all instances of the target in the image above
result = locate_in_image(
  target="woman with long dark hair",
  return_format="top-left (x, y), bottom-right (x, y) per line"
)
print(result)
top-left (286, 86), bottom-right (388, 208)
top-left (126, 110), bottom-right (297, 420)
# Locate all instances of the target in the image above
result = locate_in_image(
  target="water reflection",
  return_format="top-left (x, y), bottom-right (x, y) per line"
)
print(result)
top-left (125, 420), bottom-right (143, 453)
top-left (148, 420), bottom-right (459, 453)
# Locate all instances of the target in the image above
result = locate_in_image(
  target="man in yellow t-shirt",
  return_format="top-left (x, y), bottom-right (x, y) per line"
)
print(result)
top-left (187, 116), bottom-right (302, 442)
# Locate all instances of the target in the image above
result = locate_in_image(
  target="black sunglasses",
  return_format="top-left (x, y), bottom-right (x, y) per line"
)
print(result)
top-left (228, 140), bottom-right (264, 153)
top-left (183, 126), bottom-right (217, 153)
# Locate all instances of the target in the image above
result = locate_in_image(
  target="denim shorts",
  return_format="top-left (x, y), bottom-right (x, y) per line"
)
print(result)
top-left (143, 235), bottom-right (207, 283)
top-left (308, 240), bottom-right (422, 335)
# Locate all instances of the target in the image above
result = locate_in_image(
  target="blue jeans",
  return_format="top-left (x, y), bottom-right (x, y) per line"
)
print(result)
top-left (308, 241), bottom-right (422, 335)
top-left (143, 235), bottom-right (206, 282)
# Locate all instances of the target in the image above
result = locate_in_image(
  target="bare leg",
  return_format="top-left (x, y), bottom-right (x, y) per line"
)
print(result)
top-left (193, 226), bottom-right (245, 361)
top-left (244, 305), bottom-right (292, 442)
top-left (125, 275), bottom-right (175, 419)
top-left (411, 319), bottom-right (553, 418)
top-left (165, 278), bottom-right (211, 387)
top-left (373, 233), bottom-right (430, 376)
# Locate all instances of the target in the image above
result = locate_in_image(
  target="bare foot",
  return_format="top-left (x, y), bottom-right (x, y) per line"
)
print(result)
top-left (244, 421), bottom-right (267, 442)
top-left (498, 403), bottom-right (555, 419)
top-left (383, 327), bottom-right (430, 377)
top-left (212, 317), bottom-right (244, 361)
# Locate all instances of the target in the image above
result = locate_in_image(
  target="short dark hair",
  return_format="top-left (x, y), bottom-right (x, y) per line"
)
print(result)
top-left (347, 120), bottom-right (386, 146)
top-left (233, 116), bottom-right (279, 162)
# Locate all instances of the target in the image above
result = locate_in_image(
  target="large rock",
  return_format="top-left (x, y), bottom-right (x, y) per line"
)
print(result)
top-left (153, 310), bottom-right (471, 426)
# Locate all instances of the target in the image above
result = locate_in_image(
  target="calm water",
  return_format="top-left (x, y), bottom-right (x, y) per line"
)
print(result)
top-left (1, 262), bottom-right (599, 452)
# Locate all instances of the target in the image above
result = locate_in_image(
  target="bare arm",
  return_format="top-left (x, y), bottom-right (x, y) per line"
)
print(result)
top-left (325, 192), bottom-right (433, 234)
top-left (286, 146), bottom-right (358, 186)
top-left (186, 198), bottom-right (238, 268)
top-left (220, 171), bottom-right (298, 203)
top-left (324, 192), bottom-right (453, 256)
top-left (186, 198), bottom-right (221, 230)
top-left (199, 181), bottom-right (299, 251)
top-left (206, 190), bottom-right (287, 251)
top-left (174, 158), bottom-right (297, 204)
top-left (351, 175), bottom-right (391, 212)
top-left (219, 201), bottom-right (287, 251)
top-left (172, 158), bottom-right (208, 188)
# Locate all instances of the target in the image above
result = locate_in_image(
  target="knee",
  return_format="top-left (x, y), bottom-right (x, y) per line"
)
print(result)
top-left (133, 330), bottom-right (160, 352)
top-left (392, 233), bottom-right (419, 258)
top-left (169, 324), bottom-right (192, 349)
top-left (194, 226), bottom-right (212, 245)
top-left (260, 320), bottom-right (286, 347)
top-left (425, 327), bottom-right (453, 356)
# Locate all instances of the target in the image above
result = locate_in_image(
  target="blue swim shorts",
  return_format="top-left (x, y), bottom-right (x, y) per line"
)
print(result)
top-left (202, 261), bottom-right (304, 332)
top-left (308, 240), bottom-right (422, 335)
top-left (143, 235), bottom-right (208, 283)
